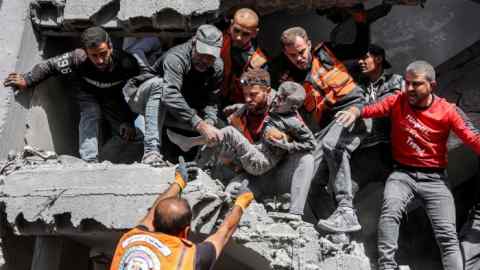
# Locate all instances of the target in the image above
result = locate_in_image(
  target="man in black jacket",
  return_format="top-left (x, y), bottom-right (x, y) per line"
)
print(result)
top-left (4, 27), bottom-right (142, 162)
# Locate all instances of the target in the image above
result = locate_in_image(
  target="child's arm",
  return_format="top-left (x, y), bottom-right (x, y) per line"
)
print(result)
top-left (264, 114), bottom-right (317, 152)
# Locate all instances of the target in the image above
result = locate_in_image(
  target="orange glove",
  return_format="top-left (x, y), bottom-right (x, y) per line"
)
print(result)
top-left (233, 180), bottom-right (254, 211)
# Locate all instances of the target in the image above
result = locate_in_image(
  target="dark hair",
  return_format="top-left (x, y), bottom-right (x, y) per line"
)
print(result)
top-left (80, 27), bottom-right (111, 49)
top-left (153, 198), bottom-right (192, 235)
top-left (240, 68), bottom-right (271, 87)
top-left (280, 27), bottom-right (309, 48)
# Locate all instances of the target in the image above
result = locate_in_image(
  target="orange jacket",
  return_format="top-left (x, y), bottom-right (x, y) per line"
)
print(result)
top-left (110, 228), bottom-right (196, 270)
top-left (228, 106), bottom-right (269, 144)
top-left (303, 43), bottom-right (357, 123)
top-left (221, 33), bottom-right (268, 104)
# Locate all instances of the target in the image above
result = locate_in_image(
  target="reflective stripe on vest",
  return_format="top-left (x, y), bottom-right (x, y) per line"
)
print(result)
top-left (221, 33), bottom-right (268, 104)
top-left (110, 228), bottom-right (196, 270)
top-left (309, 44), bottom-right (357, 102)
top-left (303, 81), bottom-right (324, 123)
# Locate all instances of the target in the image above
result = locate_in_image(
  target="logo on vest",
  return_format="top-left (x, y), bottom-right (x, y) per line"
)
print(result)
top-left (119, 246), bottom-right (161, 270)
top-left (122, 234), bottom-right (172, 256)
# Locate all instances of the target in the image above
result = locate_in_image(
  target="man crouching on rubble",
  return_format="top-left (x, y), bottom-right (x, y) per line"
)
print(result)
top-left (4, 27), bottom-right (141, 162)
top-left (336, 60), bottom-right (480, 270)
top-left (122, 24), bottom-right (224, 166)
top-left (110, 157), bottom-right (254, 270)
top-left (213, 69), bottom-right (315, 219)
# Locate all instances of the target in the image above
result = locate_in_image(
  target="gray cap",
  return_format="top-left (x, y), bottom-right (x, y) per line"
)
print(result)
top-left (194, 24), bottom-right (223, 58)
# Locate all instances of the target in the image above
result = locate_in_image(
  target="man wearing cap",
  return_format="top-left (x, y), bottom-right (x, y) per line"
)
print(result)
top-left (123, 24), bottom-right (224, 166)
top-left (220, 8), bottom-right (268, 109)
top-left (4, 26), bottom-right (142, 162)
top-left (356, 44), bottom-right (403, 148)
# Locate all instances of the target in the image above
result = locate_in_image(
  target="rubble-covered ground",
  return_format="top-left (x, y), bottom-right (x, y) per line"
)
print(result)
top-left (0, 149), bottom-right (371, 270)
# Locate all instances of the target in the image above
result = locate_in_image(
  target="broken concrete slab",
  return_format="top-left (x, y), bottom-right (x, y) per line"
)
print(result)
top-left (0, 154), bottom-right (374, 269)
top-left (32, 0), bottom-right (365, 34)
top-left (0, 161), bottom-right (226, 234)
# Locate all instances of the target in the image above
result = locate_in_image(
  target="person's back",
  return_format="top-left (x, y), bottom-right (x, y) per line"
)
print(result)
top-left (110, 157), bottom-right (254, 270)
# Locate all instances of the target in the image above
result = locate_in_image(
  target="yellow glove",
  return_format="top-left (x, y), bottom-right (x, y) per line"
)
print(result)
top-left (233, 180), bottom-right (254, 211)
top-left (174, 156), bottom-right (199, 191)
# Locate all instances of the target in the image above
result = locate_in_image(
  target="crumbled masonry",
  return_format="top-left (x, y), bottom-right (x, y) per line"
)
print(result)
top-left (0, 148), bottom-right (370, 270)
top-left (2, 1), bottom-right (480, 269)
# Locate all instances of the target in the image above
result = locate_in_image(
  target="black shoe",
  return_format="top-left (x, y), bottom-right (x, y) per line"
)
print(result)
top-left (316, 206), bottom-right (362, 233)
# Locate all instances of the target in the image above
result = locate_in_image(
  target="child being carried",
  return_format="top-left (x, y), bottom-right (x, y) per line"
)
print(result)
top-left (167, 81), bottom-right (316, 176)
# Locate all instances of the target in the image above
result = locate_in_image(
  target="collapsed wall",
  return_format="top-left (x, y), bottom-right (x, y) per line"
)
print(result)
top-left (0, 152), bottom-right (371, 270)
top-left (1, 1), bottom-right (480, 270)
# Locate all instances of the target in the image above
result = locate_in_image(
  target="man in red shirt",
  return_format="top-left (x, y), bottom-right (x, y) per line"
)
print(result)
top-left (336, 60), bottom-right (480, 270)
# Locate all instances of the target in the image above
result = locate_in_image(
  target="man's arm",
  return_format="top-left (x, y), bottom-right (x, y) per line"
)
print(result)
top-left (202, 59), bottom-right (223, 126)
top-left (203, 182), bottom-right (254, 259)
top-left (161, 54), bottom-right (222, 143)
top-left (138, 157), bottom-right (198, 231)
top-left (336, 91), bottom-right (400, 127)
top-left (4, 49), bottom-right (81, 90)
top-left (449, 106), bottom-right (480, 154)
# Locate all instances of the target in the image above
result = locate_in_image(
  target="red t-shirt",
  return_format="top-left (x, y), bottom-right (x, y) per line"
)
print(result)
top-left (362, 91), bottom-right (480, 168)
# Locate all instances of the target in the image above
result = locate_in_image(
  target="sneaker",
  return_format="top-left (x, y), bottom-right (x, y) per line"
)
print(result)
top-left (316, 206), bottom-right (362, 233)
top-left (142, 151), bottom-right (168, 167)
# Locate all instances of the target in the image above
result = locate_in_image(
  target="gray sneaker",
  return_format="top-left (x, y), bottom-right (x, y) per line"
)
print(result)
top-left (316, 206), bottom-right (361, 233)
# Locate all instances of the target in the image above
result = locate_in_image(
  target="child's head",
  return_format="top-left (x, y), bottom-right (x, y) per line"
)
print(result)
top-left (271, 81), bottom-right (306, 113)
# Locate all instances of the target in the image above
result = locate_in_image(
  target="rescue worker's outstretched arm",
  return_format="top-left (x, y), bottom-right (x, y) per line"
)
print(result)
top-left (204, 181), bottom-right (254, 258)
top-left (139, 156), bottom-right (198, 230)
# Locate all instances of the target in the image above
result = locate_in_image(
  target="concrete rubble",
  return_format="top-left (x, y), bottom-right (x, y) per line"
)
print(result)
top-left (0, 148), bottom-right (371, 270)
top-left (30, 0), bottom-right (364, 34)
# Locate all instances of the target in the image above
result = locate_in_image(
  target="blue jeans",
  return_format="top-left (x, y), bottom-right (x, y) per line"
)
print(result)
top-left (77, 92), bottom-right (101, 161)
top-left (126, 77), bottom-right (198, 154)
top-left (75, 90), bottom-right (135, 161)
top-left (377, 168), bottom-right (463, 270)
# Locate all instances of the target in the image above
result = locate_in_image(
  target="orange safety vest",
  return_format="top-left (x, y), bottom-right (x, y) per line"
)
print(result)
top-left (110, 228), bottom-right (196, 270)
top-left (228, 106), bottom-right (268, 144)
top-left (221, 33), bottom-right (268, 104)
top-left (303, 43), bottom-right (357, 123)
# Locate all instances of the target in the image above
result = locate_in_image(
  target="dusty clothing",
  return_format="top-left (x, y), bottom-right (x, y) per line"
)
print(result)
top-left (271, 43), bottom-right (365, 133)
top-left (223, 97), bottom-right (316, 215)
top-left (110, 226), bottom-right (216, 270)
top-left (362, 91), bottom-right (480, 168)
top-left (148, 39), bottom-right (223, 127)
top-left (23, 48), bottom-right (140, 125)
top-left (221, 33), bottom-right (268, 106)
top-left (356, 72), bottom-right (403, 148)
top-left (22, 48), bottom-right (142, 160)
top-left (123, 39), bottom-right (223, 153)
top-left (224, 106), bottom-right (316, 175)
top-left (271, 41), bottom-right (366, 208)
